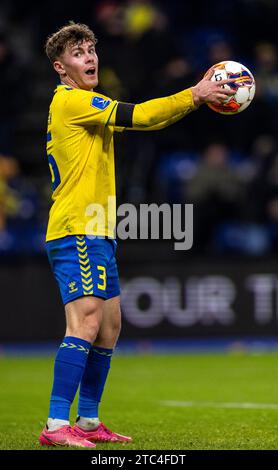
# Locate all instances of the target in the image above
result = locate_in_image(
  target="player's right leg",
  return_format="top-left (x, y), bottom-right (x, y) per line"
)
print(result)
top-left (40, 235), bottom-right (106, 448)
top-left (39, 296), bottom-right (104, 448)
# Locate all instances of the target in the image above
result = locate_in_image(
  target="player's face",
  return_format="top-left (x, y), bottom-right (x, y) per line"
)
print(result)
top-left (56, 40), bottom-right (99, 91)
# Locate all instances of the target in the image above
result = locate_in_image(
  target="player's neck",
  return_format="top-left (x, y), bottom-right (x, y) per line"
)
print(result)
top-left (61, 75), bottom-right (79, 89)
top-left (60, 77), bottom-right (94, 92)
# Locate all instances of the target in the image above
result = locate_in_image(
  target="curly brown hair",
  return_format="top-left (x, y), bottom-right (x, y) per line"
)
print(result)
top-left (45, 21), bottom-right (97, 63)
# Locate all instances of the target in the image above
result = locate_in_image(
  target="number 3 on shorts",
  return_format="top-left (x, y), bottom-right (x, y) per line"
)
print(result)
top-left (97, 265), bottom-right (107, 291)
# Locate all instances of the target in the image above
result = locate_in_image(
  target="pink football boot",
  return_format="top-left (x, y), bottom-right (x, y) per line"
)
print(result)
top-left (73, 422), bottom-right (132, 443)
top-left (39, 425), bottom-right (96, 448)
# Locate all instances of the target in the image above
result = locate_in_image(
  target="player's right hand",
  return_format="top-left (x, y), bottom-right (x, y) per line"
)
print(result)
top-left (191, 68), bottom-right (236, 107)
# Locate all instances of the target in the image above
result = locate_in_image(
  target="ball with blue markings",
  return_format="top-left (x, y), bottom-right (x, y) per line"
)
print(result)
top-left (205, 60), bottom-right (256, 115)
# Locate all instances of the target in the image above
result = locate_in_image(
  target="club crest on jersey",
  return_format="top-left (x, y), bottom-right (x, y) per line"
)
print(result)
top-left (91, 96), bottom-right (111, 110)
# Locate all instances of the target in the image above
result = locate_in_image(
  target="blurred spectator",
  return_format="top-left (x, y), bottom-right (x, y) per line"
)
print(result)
top-left (254, 42), bottom-right (278, 103)
top-left (0, 154), bottom-right (43, 255)
top-left (246, 135), bottom-right (278, 222)
top-left (265, 197), bottom-right (278, 253)
top-left (215, 222), bottom-right (270, 256)
top-left (0, 155), bottom-right (20, 231)
top-left (186, 143), bottom-right (244, 203)
top-left (251, 42), bottom-right (278, 136)
top-left (124, 0), bottom-right (166, 40)
top-left (185, 143), bottom-right (246, 252)
top-left (0, 32), bottom-right (29, 155)
top-left (208, 39), bottom-right (234, 66)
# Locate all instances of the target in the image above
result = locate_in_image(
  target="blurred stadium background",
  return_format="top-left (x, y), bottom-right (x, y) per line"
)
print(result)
top-left (3, 0), bottom-right (278, 451)
top-left (1, 0), bottom-right (278, 353)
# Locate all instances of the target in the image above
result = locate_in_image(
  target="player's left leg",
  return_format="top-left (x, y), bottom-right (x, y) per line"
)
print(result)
top-left (74, 295), bottom-right (132, 442)
top-left (78, 295), bottom-right (121, 422)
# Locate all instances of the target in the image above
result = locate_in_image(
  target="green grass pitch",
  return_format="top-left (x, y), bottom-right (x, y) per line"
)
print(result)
top-left (1, 352), bottom-right (278, 450)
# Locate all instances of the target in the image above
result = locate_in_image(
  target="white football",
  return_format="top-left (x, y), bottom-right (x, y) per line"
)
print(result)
top-left (205, 60), bottom-right (256, 115)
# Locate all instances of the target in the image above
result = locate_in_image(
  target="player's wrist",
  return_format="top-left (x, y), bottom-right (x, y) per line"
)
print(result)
top-left (191, 86), bottom-right (203, 107)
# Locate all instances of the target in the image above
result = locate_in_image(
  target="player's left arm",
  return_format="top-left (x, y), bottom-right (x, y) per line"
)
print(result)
top-left (114, 111), bottom-right (189, 132)
top-left (111, 89), bottom-right (196, 131)
top-left (131, 110), bottom-right (189, 131)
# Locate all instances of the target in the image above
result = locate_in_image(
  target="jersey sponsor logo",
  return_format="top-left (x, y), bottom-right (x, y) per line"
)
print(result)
top-left (91, 96), bottom-right (111, 110)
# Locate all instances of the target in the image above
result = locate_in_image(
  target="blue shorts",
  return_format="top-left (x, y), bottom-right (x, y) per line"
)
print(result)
top-left (46, 235), bottom-right (120, 305)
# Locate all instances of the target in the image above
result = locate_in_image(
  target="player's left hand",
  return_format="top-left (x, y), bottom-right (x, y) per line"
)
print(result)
top-left (191, 68), bottom-right (236, 107)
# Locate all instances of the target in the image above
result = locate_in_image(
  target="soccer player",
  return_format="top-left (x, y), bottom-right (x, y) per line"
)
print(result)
top-left (39, 22), bottom-right (235, 448)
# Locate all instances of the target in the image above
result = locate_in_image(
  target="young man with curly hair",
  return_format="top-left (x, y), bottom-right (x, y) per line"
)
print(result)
top-left (40, 21), bottom-right (234, 448)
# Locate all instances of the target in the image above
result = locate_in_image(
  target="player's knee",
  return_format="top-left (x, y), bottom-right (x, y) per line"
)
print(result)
top-left (109, 320), bottom-right (121, 343)
top-left (82, 307), bottom-right (103, 336)
top-left (99, 311), bottom-right (121, 344)
top-left (66, 298), bottom-right (104, 343)
top-left (113, 313), bottom-right (122, 336)
top-left (110, 306), bottom-right (122, 335)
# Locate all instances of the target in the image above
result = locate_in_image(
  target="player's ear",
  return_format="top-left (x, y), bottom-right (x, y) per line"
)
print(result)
top-left (53, 60), bottom-right (66, 76)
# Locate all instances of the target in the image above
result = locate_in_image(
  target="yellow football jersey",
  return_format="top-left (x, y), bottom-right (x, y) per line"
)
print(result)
top-left (46, 84), bottom-right (195, 241)
top-left (46, 85), bottom-right (120, 241)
